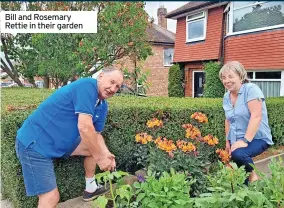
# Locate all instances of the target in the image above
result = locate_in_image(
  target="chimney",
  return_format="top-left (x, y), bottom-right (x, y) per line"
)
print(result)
top-left (157, 5), bottom-right (167, 29)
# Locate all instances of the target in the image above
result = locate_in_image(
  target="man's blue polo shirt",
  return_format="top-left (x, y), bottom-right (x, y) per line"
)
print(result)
top-left (17, 78), bottom-right (108, 158)
top-left (223, 83), bottom-right (273, 145)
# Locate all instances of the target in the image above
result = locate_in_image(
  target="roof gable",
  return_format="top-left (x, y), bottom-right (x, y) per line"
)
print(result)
top-left (146, 23), bottom-right (175, 45)
top-left (166, 1), bottom-right (228, 19)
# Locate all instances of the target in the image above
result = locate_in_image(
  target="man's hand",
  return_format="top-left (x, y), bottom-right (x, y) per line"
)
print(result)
top-left (231, 140), bottom-right (248, 152)
top-left (225, 140), bottom-right (231, 155)
top-left (95, 156), bottom-right (114, 171)
top-left (94, 151), bottom-right (116, 171)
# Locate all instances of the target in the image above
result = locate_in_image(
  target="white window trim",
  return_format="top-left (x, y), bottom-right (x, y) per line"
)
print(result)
top-left (163, 48), bottom-right (174, 67)
top-left (249, 79), bottom-right (281, 82)
top-left (280, 71), bottom-right (284, 96)
top-left (192, 70), bottom-right (204, 98)
top-left (247, 71), bottom-right (283, 96)
top-left (227, 1), bottom-right (284, 36)
top-left (186, 11), bottom-right (207, 43)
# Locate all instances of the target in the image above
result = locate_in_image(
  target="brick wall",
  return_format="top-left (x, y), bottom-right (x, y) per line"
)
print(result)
top-left (224, 29), bottom-right (284, 70)
top-left (117, 44), bottom-right (173, 96)
top-left (143, 45), bottom-right (171, 96)
top-left (174, 6), bottom-right (223, 62)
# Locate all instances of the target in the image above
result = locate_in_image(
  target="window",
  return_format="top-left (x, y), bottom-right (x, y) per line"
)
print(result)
top-left (255, 71), bottom-right (281, 79)
top-left (186, 11), bottom-right (207, 42)
top-left (228, 1), bottom-right (284, 34)
top-left (247, 71), bottom-right (282, 97)
top-left (163, 48), bottom-right (174, 66)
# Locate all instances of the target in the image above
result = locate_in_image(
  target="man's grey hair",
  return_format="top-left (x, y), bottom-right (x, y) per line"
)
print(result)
top-left (102, 67), bottom-right (123, 77)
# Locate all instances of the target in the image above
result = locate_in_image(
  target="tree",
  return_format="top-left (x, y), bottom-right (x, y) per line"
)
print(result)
top-left (1, 33), bottom-right (24, 86)
top-left (203, 62), bottom-right (224, 98)
top-left (76, 2), bottom-right (152, 76)
top-left (1, 1), bottom-right (100, 87)
top-left (1, 2), bottom-right (152, 89)
top-left (168, 64), bottom-right (184, 97)
top-left (32, 33), bottom-right (82, 89)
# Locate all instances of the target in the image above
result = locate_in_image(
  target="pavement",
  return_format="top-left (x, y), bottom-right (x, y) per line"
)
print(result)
top-left (1, 153), bottom-right (283, 208)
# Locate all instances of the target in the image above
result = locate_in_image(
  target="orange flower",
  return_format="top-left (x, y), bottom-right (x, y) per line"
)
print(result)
top-left (135, 133), bottom-right (153, 144)
top-left (203, 134), bottom-right (219, 146)
top-left (190, 112), bottom-right (208, 123)
top-left (146, 118), bottom-right (163, 128)
top-left (154, 137), bottom-right (177, 152)
top-left (216, 148), bottom-right (231, 163)
top-left (182, 124), bottom-right (201, 140)
top-left (176, 139), bottom-right (196, 152)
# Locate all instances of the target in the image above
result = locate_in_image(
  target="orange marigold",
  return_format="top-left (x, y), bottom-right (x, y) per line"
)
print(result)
top-left (203, 134), bottom-right (219, 146)
top-left (146, 118), bottom-right (163, 128)
top-left (190, 112), bottom-right (208, 123)
top-left (135, 133), bottom-right (153, 144)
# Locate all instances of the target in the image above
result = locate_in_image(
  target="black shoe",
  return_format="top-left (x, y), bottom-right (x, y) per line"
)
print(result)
top-left (83, 184), bottom-right (110, 202)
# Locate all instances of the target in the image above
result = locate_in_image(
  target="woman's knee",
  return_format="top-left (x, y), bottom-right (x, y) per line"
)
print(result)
top-left (38, 188), bottom-right (60, 208)
top-left (231, 149), bottom-right (245, 162)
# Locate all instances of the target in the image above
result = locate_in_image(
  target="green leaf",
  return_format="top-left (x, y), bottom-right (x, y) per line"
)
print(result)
top-left (136, 193), bottom-right (146, 202)
top-left (93, 196), bottom-right (108, 208)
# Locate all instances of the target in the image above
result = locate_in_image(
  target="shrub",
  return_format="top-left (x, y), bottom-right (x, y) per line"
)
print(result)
top-left (168, 64), bottom-right (184, 97)
top-left (203, 62), bottom-right (224, 98)
top-left (134, 113), bottom-right (218, 196)
top-left (1, 88), bottom-right (284, 207)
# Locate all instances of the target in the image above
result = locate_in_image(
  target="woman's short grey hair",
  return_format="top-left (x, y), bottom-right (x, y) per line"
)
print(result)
top-left (219, 61), bottom-right (249, 83)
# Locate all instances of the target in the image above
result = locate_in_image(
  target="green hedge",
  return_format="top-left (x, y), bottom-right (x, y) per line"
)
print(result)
top-left (1, 88), bottom-right (284, 207)
top-left (203, 61), bottom-right (224, 98)
top-left (168, 64), bottom-right (184, 97)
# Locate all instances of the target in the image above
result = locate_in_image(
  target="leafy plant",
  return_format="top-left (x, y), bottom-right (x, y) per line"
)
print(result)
top-left (94, 170), bottom-right (131, 208)
top-left (194, 162), bottom-right (273, 208)
top-left (134, 112), bottom-right (219, 196)
top-left (133, 168), bottom-right (195, 208)
top-left (250, 156), bottom-right (284, 207)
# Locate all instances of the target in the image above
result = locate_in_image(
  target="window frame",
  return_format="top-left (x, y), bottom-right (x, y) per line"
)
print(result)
top-left (247, 71), bottom-right (282, 81)
top-left (186, 11), bottom-right (207, 43)
top-left (227, 1), bottom-right (284, 36)
top-left (247, 71), bottom-right (282, 97)
top-left (163, 48), bottom-right (174, 67)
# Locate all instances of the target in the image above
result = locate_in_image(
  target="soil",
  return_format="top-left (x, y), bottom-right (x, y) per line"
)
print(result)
top-left (253, 146), bottom-right (284, 162)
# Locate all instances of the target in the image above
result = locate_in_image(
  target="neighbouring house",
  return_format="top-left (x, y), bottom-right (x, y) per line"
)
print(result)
top-left (166, 1), bottom-right (284, 97)
top-left (117, 6), bottom-right (175, 96)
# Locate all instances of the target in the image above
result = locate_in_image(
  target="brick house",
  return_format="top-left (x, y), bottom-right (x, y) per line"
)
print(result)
top-left (166, 1), bottom-right (284, 97)
top-left (118, 6), bottom-right (175, 96)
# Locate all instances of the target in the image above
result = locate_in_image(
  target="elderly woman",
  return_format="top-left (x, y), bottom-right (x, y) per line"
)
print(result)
top-left (219, 61), bottom-right (273, 184)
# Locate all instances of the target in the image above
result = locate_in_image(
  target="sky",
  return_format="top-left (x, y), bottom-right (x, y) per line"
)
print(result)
top-left (145, 1), bottom-right (188, 33)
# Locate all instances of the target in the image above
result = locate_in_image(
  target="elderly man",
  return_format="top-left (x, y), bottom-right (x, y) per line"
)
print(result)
top-left (15, 68), bottom-right (124, 207)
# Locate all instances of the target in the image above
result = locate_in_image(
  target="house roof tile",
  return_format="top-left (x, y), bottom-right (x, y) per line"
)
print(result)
top-left (166, 1), bottom-right (226, 18)
top-left (146, 23), bottom-right (175, 45)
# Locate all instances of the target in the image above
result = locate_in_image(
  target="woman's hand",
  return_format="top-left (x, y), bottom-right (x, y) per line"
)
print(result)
top-left (225, 140), bottom-right (231, 155)
top-left (231, 140), bottom-right (248, 152)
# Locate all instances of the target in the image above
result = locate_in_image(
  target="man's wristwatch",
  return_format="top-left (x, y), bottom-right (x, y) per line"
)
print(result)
top-left (240, 137), bottom-right (250, 144)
